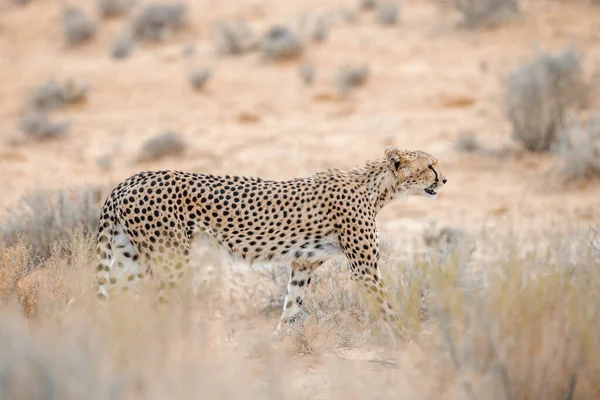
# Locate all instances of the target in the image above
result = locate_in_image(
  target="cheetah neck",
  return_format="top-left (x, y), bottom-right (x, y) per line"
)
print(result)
top-left (349, 158), bottom-right (397, 213)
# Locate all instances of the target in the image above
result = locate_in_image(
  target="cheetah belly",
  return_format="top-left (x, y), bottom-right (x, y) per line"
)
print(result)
top-left (191, 227), bottom-right (342, 266)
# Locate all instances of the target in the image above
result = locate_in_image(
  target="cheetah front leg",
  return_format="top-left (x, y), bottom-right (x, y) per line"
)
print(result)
top-left (337, 224), bottom-right (409, 341)
top-left (275, 260), bottom-right (322, 336)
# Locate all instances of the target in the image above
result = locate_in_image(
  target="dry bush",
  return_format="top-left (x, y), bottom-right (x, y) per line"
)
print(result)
top-left (131, 2), bottom-right (188, 42)
top-left (455, 131), bottom-right (480, 153)
top-left (27, 79), bottom-right (89, 113)
top-left (554, 116), bottom-right (600, 182)
top-left (0, 186), bottom-right (103, 265)
top-left (187, 67), bottom-right (212, 91)
top-left (307, 14), bottom-right (329, 42)
top-left (335, 63), bottom-right (370, 94)
top-left (429, 236), bottom-right (600, 399)
top-left (0, 222), bottom-right (598, 398)
top-left (299, 62), bottom-right (316, 85)
top-left (9, 0), bottom-right (36, 5)
top-left (62, 6), bottom-right (97, 45)
top-left (505, 46), bottom-right (589, 152)
top-left (438, 0), bottom-right (520, 29)
top-left (19, 113), bottom-right (70, 140)
top-left (375, 2), bottom-right (400, 25)
top-left (260, 25), bottom-right (303, 61)
top-left (359, 0), bottom-right (377, 10)
top-left (110, 35), bottom-right (135, 59)
top-left (0, 241), bottom-right (31, 304)
top-left (212, 20), bottom-right (257, 56)
top-left (136, 130), bottom-right (187, 162)
top-left (96, 0), bottom-right (132, 19)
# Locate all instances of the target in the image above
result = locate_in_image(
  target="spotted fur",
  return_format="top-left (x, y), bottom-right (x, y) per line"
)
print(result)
top-left (94, 147), bottom-right (447, 338)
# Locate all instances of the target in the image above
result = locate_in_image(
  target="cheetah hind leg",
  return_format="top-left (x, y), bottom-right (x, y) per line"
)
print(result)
top-left (274, 261), bottom-right (321, 339)
top-left (95, 224), bottom-right (144, 301)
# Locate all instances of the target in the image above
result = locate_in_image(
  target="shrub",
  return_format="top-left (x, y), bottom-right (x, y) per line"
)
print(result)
top-left (131, 2), bottom-right (188, 42)
top-left (505, 46), bottom-right (588, 152)
top-left (455, 131), bottom-right (480, 152)
top-left (96, 0), bottom-right (131, 19)
top-left (10, 0), bottom-right (36, 5)
top-left (358, 0), bottom-right (377, 10)
top-left (187, 67), bottom-right (212, 91)
top-left (28, 79), bottom-right (89, 112)
top-left (308, 14), bottom-right (329, 42)
top-left (63, 6), bottom-right (97, 45)
top-left (375, 2), bottom-right (399, 25)
top-left (28, 80), bottom-right (64, 112)
top-left (212, 20), bottom-right (257, 56)
top-left (110, 35), bottom-right (135, 59)
top-left (554, 116), bottom-right (600, 182)
top-left (136, 130), bottom-right (187, 162)
top-left (18, 113), bottom-right (70, 140)
top-left (439, 0), bottom-right (520, 29)
top-left (260, 25), bottom-right (303, 61)
top-left (335, 63), bottom-right (369, 93)
top-left (299, 62), bottom-right (316, 85)
top-left (0, 241), bottom-right (31, 304)
top-left (0, 186), bottom-right (103, 265)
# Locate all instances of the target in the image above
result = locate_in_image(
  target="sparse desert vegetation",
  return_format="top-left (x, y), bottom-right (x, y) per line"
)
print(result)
top-left (438, 0), bottom-right (520, 29)
top-left (131, 2), bottom-right (188, 42)
top-left (260, 25), bottom-right (304, 61)
top-left (554, 116), bottom-right (600, 182)
top-left (62, 6), bottom-right (97, 45)
top-left (504, 46), bottom-right (590, 152)
top-left (136, 130), bottom-right (187, 162)
top-left (1, 0), bottom-right (600, 398)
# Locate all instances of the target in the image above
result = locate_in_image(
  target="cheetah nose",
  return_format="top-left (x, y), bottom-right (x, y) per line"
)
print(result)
top-left (442, 177), bottom-right (447, 184)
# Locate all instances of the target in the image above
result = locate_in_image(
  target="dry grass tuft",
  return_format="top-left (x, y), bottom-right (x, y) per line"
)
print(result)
top-left (0, 193), bottom-right (599, 398)
top-left (63, 6), bottom-right (97, 45)
top-left (260, 25), bottom-right (303, 61)
top-left (375, 2), bottom-right (400, 25)
top-left (19, 113), bottom-right (70, 140)
top-left (335, 63), bottom-right (370, 94)
top-left (187, 67), bottom-right (212, 91)
top-left (439, 0), bottom-right (520, 29)
top-left (455, 131), bottom-right (481, 153)
top-left (212, 19), bottom-right (257, 56)
top-left (96, 0), bottom-right (132, 19)
top-left (110, 35), bottom-right (135, 59)
top-left (136, 130), bottom-right (187, 162)
top-left (505, 46), bottom-right (590, 152)
top-left (28, 79), bottom-right (89, 113)
top-left (554, 115), bottom-right (600, 182)
top-left (0, 186), bottom-right (103, 265)
top-left (131, 2), bottom-right (188, 42)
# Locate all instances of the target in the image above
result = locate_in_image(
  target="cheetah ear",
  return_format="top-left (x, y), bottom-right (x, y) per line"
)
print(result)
top-left (385, 147), bottom-right (410, 171)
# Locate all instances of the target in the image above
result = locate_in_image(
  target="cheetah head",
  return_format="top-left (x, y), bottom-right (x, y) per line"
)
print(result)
top-left (385, 146), bottom-right (447, 199)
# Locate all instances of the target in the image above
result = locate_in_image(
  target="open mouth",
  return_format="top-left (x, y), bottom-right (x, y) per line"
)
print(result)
top-left (424, 183), bottom-right (438, 196)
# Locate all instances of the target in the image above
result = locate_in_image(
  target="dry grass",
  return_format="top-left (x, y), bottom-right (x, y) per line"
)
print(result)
top-left (438, 0), bottom-right (520, 29)
top-left (554, 115), bottom-right (600, 182)
top-left (0, 186), bottom-right (104, 265)
top-left (505, 46), bottom-right (589, 152)
top-left (0, 197), bottom-right (598, 399)
top-left (136, 130), bottom-right (187, 162)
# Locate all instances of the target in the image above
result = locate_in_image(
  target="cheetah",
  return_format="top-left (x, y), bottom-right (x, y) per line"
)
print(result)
top-left (94, 146), bottom-right (447, 338)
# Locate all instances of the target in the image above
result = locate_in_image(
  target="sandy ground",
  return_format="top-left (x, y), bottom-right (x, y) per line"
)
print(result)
top-left (2, 0), bottom-right (600, 242)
